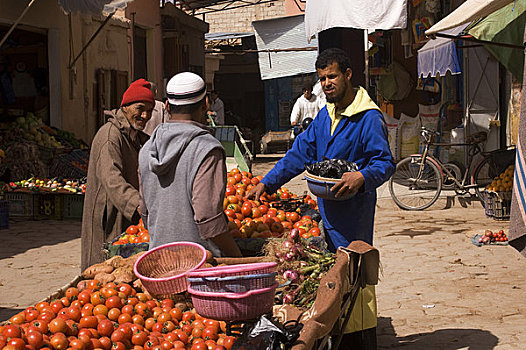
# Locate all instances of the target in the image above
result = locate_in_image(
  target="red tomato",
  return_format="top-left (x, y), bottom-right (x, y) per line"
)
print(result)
top-left (8, 338), bottom-right (26, 350)
top-left (35, 302), bottom-right (50, 312)
top-left (69, 339), bottom-right (85, 350)
top-left (175, 330), bottom-right (189, 344)
top-left (30, 321), bottom-right (48, 334)
top-left (10, 313), bottom-right (26, 325)
top-left (126, 225), bottom-right (139, 235)
top-left (308, 227), bottom-right (320, 237)
top-left (78, 316), bottom-right (97, 329)
top-left (112, 341), bottom-right (126, 350)
top-left (131, 331), bottom-right (148, 346)
top-left (97, 319), bottom-right (114, 337)
top-left (169, 308), bottom-right (182, 322)
top-left (181, 312), bottom-right (195, 323)
top-left (222, 337), bottom-right (236, 350)
top-left (3, 325), bottom-right (22, 339)
top-left (202, 328), bottom-right (218, 341)
top-left (26, 331), bottom-right (44, 349)
top-left (66, 307), bottom-right (81, 322)
top-left (65, 320), bottom-right (79, 336)
top-left (191, 342), bottom-right (208, 350)
top-left (77, 291), bottom-right (91, 306)
top-left (99, 337), bottom-right (112, 350)
top-left (107, 308), bottom-right (121, 322)
top-left (49, 333), bottom-right (68, 350)
top-left (48, 318), bottom-right (68, 334)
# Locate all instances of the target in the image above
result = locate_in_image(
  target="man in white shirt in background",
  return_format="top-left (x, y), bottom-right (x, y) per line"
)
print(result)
top-left (210, 90), bottom-right (225, 125)
top-left (290, 84), bottom-right (321, 127)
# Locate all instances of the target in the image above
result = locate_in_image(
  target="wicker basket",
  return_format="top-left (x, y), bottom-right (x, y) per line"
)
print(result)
top-left (133, 242), bottom-right (207, 297)
top-left (188, 283), bottom-right (278, 321)
top-left (186, 262), bottom-right (277, 278)
top-left (187, 272), bottom-right (277, 293)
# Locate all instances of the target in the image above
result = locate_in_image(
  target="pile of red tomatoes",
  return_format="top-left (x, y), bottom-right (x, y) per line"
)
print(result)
top-left (1, 280), bottom-right (236, 350)
top-left (224, 169), bottom-right (320, 239)
top-left (113, 220), bottom-right (149, 246)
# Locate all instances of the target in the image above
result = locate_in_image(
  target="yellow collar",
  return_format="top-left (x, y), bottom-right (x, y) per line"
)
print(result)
top-left (326, 87), bottom-right (380, 135)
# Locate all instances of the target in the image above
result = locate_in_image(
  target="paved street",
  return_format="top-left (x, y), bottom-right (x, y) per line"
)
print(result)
top-left (1, 154), bottom-right (525, 349)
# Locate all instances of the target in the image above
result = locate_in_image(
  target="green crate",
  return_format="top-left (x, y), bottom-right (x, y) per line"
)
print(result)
top-left (34, 194), bottom-right (63, 220)
top-left (63, 194), bottom-right (84, 220)
top-left (6, 192), bottom-right (34, 218)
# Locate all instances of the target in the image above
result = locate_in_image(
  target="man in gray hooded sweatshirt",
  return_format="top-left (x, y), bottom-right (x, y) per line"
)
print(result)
top-left (138, 72), bottom-right (242, 257)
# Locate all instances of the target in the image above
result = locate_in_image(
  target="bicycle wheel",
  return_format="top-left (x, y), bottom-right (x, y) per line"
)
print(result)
top-left (473, 156), bottom-right (501, 201)
top-left (442, 162), bottom-right (464, 190)
top-left (389, 156), bottom-right (443, 210)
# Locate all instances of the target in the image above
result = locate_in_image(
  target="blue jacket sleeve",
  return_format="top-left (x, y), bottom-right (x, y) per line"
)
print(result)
top-left (359, 111), bottom-right (396, 192)
top-left (261, 119), bottom-right (319, 193)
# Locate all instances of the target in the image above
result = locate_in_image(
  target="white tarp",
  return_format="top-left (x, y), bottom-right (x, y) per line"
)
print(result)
top-left (305, 0), bottom-right (407, 40)
top-left (425, 0), bottom-right (514, 35)
top-left (417, 24), bottom-right (468, 77)
top-left (58, 0), bottom-right (134, 14)
top-left (253, 15), bottom-right (318, 80)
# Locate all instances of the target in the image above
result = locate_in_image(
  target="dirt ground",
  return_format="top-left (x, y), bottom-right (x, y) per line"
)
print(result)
top-left (1, 154), bottom-right (525, 349)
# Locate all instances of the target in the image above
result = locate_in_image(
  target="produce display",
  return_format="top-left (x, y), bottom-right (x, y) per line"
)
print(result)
top-left (0, 279), bottom-right (237, 350)
top-left (477, 229), bottom-right (509, 244)
top-left (485, 165), bottom-right (514, 192)
top-left (0, 113), bottom-right (88, 181)
top-left (112, 220), bottom-right (150, 246)
top-left (223, 169), bottom-right (319, 240)
top-left (265, 229), bottom-right (335, 309)
top-left (6, 177), bottom-right (86, 194)
top-left (11, 114), bottom-right (62, 149)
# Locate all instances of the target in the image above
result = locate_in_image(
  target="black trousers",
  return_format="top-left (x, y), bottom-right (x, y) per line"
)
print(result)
top-left (335, 327), bottom-right (377, 350)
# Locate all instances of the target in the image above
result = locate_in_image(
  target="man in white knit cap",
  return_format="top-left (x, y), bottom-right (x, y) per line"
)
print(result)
top-left (138, 72), bottom-right (242, 257)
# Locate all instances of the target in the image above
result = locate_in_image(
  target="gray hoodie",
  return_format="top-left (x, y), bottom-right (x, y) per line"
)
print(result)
top-left (138, 121), bottom-right (224, 256)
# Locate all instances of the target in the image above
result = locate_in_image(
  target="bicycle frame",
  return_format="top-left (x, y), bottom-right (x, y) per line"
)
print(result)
top-left (411, 130), bottom-right (484, 192)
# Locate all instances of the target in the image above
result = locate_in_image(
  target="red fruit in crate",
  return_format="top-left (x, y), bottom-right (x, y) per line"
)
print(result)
top-left (126, 226), bottom-right (139, 235)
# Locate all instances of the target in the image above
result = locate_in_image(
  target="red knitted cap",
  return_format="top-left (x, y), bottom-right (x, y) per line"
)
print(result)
top-left (120, 78), bottom-right (155, 106)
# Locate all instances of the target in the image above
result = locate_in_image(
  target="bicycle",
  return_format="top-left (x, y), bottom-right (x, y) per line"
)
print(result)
top-left (389, 127), bottom-right (515, 210)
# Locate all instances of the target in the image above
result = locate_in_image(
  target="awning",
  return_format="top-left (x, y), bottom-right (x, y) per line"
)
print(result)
top-left (467, 1), bottom-right (526, 82)
top-left (253, 15), bottom-right (318, 80)
top-left (58, 0), bottom-right (135, 14)
top-left (305, 0), bottom-right (407, 41)
top-left (425, 0), bottom-right (514, 35)
top-left (417, 24), bottom-right (468, 77)
top-left (205, 32), bottom-right (254, 41)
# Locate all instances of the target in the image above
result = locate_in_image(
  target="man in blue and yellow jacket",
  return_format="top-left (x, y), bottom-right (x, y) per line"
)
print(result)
top-left (248, 48), bottom-right (395, 349)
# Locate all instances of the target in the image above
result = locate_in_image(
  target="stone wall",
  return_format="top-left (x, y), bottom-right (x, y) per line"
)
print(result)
top-left (204, 0), bottom-right (286, 34)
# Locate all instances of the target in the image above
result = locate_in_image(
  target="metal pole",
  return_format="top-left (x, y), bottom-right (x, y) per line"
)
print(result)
top-left (364, 29), bottom-right (369, 90)
top-left (68, 11), bottom-right (116, 69)
top-left (0, 0), bottom-right (39, 48)
top-left (131, 12), bottom-right (136, 80)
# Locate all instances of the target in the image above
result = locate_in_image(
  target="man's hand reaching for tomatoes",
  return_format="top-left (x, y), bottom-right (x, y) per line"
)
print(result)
top-left (246, 182), bottom-right (267, 200)
top-left (331, 171), bottom-right (364, 198)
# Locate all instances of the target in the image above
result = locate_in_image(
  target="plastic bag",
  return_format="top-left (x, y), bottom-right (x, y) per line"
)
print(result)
top-left (305, 158), bottom-right (358, 179)
top-left (231, 315), bottom-right (303, 350)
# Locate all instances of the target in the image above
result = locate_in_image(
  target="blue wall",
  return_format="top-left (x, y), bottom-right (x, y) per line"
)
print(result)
top-left (264, 77), bottom-right (293, 131)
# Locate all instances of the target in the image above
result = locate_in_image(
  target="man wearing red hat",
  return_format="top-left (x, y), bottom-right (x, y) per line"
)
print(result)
top-left (81, 79), bottom-right (154, 270)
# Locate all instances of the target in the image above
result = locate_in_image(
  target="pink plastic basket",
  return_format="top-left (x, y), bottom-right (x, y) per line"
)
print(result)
top-left (187, 262), bottom-right (277, 278)
top-left (133, 242), bottom-right (207, 298)
top-left (188, 283), bottom-right (278, 321)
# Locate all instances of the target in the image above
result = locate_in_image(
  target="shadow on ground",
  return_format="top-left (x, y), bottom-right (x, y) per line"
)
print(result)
top-left (0, 307), bottom-right (24, 322)
top-left (0, 219), bottom-right (81, 260)
top-left (378, 317), bottom-right (499, 349)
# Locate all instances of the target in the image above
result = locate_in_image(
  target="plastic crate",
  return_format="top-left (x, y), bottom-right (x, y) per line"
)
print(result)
top-left (483, 191), bottom-right (494, 218)
top-left (63, 194), bottom-right (84, 220)
top-left (0, 200), bottom-right (9, 229)
top-left (6, 192), bottom-right (34, 218)
top-left (485, 191), bottom-right (511, 221)
top-left (33, 194), bottom-right (63, 220)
